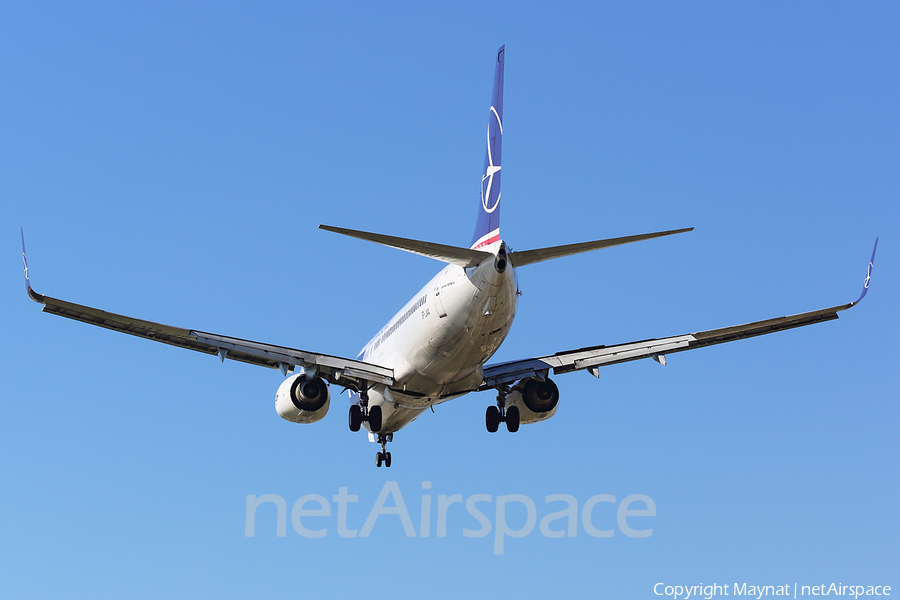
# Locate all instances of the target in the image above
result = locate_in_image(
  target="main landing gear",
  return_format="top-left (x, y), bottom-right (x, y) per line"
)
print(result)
top-left (347, 386), bottom-right (392, 468)
top-left (486, 387), bottom-right (519, 433)
top-left (348, 387), bottom-right (382, 433)
top-left (375, 433), bottom-right (393, 468)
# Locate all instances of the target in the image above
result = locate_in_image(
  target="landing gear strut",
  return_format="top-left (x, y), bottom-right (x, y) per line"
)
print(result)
top-left (346, 384), bottom-right (392, 467)
top-left (486, 386), bottom-right (519, 433)
top-left (375, 433), bottom-right (393, 468)
top-left (348, 386), bottom-right (382, 433)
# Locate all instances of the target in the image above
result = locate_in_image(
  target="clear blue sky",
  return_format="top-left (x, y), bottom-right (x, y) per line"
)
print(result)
top-left (2, 2), bottom-right (897, 598)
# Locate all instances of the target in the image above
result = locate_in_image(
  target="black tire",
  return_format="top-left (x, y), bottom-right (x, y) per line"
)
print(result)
top-left (368, 404), bottom-right (383, 433)
top-left (349, 405), bottom-right (362, 432)
top-left (376, 452), bottom-right (383, 468)
top-left (486, 405), bottom-right (500, 433)
top-left (506, 406), bottom-right (520, 433)
top-left (384, 452), bottom-right (392, 468)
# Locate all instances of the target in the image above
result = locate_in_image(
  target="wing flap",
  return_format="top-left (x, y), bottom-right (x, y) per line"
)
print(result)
top-left (481, 303), bottom-right (853, 389)
top-left (481, 335), bottom-right (695, 387)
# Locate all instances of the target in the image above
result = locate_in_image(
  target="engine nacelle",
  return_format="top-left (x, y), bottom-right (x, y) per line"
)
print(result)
top-left (275, 373), bottom-right (330, 424)
top-left (505, 377), bottom-right (560, 425)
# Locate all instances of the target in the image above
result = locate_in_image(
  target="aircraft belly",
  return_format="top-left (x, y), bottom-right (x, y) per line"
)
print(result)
top-left (364, 262), bottom-right (517, 414)
top-left (364, 388), bottom-right (427, 433)
top-left (418, 266), bottom-right (516, 390)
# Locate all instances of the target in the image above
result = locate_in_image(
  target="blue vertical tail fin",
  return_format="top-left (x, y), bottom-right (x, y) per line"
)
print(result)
top-left (470, 45), bottom-right (505, 250)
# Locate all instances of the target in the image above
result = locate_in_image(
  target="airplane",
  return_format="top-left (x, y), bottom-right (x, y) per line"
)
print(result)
top-left (22, 46), bottom-right (878, 468)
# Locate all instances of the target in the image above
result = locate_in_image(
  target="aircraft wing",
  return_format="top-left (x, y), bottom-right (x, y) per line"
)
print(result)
top-left (21, 231), bottom-right (393, 387)
top-left (481, 239), bottom-right (878, 389)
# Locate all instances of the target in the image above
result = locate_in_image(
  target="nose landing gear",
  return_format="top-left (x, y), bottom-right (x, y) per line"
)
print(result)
top-left (485, 386), bottom-right (519, 433)
top-left (375, 433), bottom-right (393, 468)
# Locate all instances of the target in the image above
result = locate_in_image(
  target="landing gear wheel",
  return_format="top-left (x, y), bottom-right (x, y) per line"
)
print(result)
top-left (349, 405), bottom-right (362, 432)
top-left (373, 433), bottom-right (393, 468)
top-left (506, 406), bottom-right (520, 433)
top-left (486, 405), bottom-right (501, 433)
top-left (368, 404), bottom-right (383, 432)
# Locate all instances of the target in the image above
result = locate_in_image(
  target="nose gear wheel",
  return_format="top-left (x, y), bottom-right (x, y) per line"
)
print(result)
top-left (375, 433), bottom-right (393, 468)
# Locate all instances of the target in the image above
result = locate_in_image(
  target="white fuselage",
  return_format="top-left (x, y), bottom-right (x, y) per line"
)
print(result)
top-left (356, 244), bottom-right (518, 434)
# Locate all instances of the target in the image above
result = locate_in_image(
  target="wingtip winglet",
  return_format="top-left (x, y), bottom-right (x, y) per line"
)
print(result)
top-left (20, 228), bottom-right (44, 303)
top-left (852, 237), bottom-right (878, 306)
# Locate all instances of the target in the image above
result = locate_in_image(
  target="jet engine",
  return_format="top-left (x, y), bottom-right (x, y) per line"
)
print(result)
top-left (505, 377), bottom-right (560, 424)
top-left (275, 373), bottom-right (330, 424)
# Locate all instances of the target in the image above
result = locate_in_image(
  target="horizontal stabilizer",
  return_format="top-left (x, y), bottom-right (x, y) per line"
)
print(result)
top-left (509, 227), bottom-right (693, 267)
top-left (319, 225), bottom-right (493, 268)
